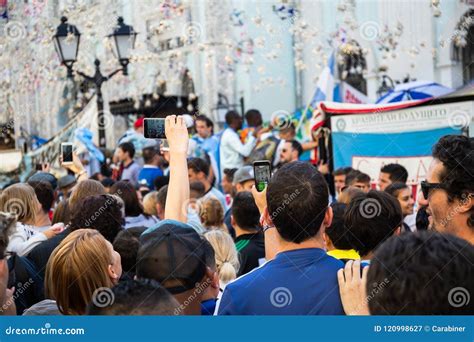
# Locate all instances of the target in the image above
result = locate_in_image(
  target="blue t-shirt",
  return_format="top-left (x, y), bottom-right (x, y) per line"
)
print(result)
top-left (217, 248), bottom-right (345, 315)
top-left (138, 166), bottom-right (163, 190)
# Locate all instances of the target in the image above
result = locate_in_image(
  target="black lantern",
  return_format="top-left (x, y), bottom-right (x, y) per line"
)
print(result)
top-left (376, 75), bottom-right (395, 99)
top-left (109, 17), bottom-right (137, 75)
top-left (53, 17), bottom-right (80, 77)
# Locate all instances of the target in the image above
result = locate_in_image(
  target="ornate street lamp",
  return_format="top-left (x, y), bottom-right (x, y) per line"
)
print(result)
top-left (53, 17), bottom-right (80, 78)
top-left (54, 16), bottom-right (137, 148)
top-left (377, 75), bottom-right (395, 99)
top-left (108, 17), bottom-right (137, 76)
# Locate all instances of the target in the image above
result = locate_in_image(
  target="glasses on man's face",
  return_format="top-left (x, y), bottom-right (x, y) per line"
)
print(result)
top-left (420, 180), bottom-right (446, 199)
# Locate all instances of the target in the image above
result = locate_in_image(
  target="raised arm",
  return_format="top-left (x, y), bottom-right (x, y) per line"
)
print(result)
top-left (164, 115), bottom-right (190, 223)
top-left (251, 185), bottom-right (279, 260)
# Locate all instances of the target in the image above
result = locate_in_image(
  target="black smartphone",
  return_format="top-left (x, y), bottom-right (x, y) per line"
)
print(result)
top-left (35, 163), bottom-right (43, 171)
top-left (253, 160), bottom-right (272, 192)
top-left (144, 118), bottom-right (166, 139)
top-left (61, 143), bottom-right (73, 164)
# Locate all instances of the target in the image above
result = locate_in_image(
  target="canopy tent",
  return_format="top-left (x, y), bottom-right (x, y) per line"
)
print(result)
top-left (315, 90), bottom-right (473, 185)
top-left (376, 81), bottom-right (453, 104)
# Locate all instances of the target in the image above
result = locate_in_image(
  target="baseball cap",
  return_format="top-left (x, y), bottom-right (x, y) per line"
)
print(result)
top-left (134, 117), bottom-right (145, 129)
top-left (57, 175), bottom-right (76, 189)
top-left (137, 220), bottom-right (207, 294)
top-left (28, 172), bottom-right (58, 190)
top-left (232, 165), bottom-right (254, 185)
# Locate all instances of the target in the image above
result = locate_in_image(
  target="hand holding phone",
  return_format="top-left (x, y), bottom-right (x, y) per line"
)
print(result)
top-left (144, 118), bottom-right (166, 139)
top-left (61, 143), bottom-right (74, 165)
top-left (253, 160), bottom-right (271, 192)
top-left (60, 143), bottom-right (85, 175)
top-left (164, 115), bottom-right (189, 155)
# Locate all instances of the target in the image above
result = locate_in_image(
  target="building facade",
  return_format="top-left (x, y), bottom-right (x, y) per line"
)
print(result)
top-left (0, 0), bottom-right (472, 148)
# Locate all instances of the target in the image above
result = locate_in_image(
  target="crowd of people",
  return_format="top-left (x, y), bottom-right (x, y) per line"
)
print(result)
top-left (0, 111), bottom-right (472, 316)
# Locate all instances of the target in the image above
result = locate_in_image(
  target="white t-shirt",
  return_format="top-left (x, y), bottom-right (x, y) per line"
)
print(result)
top-left (219, 128), bottom-right (256, 176)
top-left (7, 223), bottom-right (47, 256)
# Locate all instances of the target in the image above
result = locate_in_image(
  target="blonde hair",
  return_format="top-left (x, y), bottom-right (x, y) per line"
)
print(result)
top-left (68, 180), bottom-right (106, 214)
top-left (143, 191), bottom-right (158, 216)
top-left (45, 229), bottom-right (114, 315)
top-left (0, 183), bottom-right (39, 224)
top-left (204, 230), bottom-right (240, 285)
top-left (199, 197), bottom-right (227, 231)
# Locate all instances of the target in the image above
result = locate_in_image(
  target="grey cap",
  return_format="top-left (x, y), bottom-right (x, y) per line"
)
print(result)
top-left (28, 172), bottom-right (58, 190)
top-left (57, 175), bottom-right (76, 189)
top-left (142, 139), bottom-right (160, 150)
top-left (233, 166), bottom-right (254, 185)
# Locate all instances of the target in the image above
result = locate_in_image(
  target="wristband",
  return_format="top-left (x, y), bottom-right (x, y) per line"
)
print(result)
top-left (260, 213), bottom-right (275, 233)
top-left (263, 225), bottom-right (275, 233)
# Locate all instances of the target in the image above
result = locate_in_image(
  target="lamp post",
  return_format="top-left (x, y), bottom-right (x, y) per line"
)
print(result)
top-left (376, 74), bottom-right (395, 99)
top-left (53, 16), bottom-right (137, 148)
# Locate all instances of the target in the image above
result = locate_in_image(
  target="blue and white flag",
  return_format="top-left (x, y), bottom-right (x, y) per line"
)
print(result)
top-left (296, 52), bottom-right (341, 163)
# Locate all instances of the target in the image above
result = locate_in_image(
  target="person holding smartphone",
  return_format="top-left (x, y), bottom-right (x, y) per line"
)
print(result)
top-left (218, 162), bottom-right (344, 315)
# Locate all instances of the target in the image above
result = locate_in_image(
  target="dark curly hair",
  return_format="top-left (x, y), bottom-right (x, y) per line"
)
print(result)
top-left (69, 194), bottom-right (124, 243)
top-left (432, 135), bottom-right (474, 228)
top-left (367, 231), bottom-right (474, 314)
top-left (432, 135), bottom-right (474, 200)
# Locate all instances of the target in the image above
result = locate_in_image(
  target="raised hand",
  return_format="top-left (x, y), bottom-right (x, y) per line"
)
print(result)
top-left (165, 115), bottom-right (189, 155)
top-left (337, 260), bottom-right (370, 315)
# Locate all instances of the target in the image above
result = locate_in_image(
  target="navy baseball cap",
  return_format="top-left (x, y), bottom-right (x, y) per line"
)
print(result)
top-left (137, 221), bottom-right (208, 294)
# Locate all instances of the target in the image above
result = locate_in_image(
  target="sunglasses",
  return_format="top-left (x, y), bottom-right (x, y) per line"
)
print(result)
top-left (420, 180), bottom-right (447, 199)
